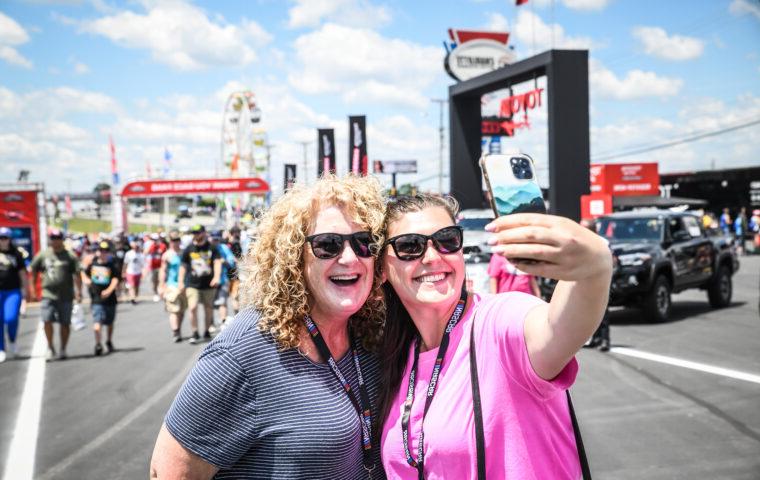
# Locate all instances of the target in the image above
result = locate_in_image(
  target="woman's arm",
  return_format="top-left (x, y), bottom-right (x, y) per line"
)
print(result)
top-left (486, 213), bottom-right (612, 380)
top-left (150, 423), bottom-right (218, 480)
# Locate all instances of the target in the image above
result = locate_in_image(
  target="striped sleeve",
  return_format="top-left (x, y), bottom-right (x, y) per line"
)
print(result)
top-left (165, 347), bottom-right (257, 469)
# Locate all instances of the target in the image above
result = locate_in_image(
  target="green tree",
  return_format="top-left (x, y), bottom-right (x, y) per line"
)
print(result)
top-left (93, 182), bottom-right (111, 206)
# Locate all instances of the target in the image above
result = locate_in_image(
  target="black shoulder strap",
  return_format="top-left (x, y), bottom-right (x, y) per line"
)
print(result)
top-left (566, 390), bottom-right (592, 479)
top-left (469, 319), bottom-right (487, 480)
top-left (469, 318), bottom-right (592, 480)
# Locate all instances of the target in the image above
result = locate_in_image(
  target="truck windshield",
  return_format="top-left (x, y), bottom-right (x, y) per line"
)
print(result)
top-left (597, 217), bottom-right (663, 241)
top-left (457, 217), bottom-right (494, 231)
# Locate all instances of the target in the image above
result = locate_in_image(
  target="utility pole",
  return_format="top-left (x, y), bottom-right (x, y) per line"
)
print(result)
top-left (264, 142), bottom-right (275, 206)
top-left (431, 99), bottom-right (447, 194)
top-left (298, 141), bottom-right (313, 185)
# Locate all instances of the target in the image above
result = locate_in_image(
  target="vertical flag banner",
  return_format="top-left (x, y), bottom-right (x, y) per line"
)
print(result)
top-left (110, 136), bottom-right (120, 185)
top-left (317, 128), bottom-right (336, 176)
top-left (163, 148), bottom-right (172, 178)
top-left (348, 116), bottom-right (368, 175)
top-left (109, 136), bottom-right (127, 233)
top-left (284, 164), bottom-right (297, 191)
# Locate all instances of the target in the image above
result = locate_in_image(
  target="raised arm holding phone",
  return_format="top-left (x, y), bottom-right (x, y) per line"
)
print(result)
top-left (377, 154), bottom-right (612, 479)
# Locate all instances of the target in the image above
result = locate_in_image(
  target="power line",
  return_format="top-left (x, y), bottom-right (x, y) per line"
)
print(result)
top-left (592, 117), bottom-right (760, 162)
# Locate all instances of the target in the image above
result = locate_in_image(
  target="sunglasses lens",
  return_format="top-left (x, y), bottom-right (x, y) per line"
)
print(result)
top-left (433, 227), bottom-right (463, 253)
top-left (310, 234), bottom-right (343, 259)
top-left (393, 234), bottom-right (427, 260)
top-left (350, 232), bottom-right (373, 258)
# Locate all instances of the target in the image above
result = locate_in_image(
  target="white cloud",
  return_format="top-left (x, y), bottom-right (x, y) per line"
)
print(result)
top-left (590, 59), bottom-right (683, 100)
top-left (78, 1), bottom-right (271, 70)
top-left (287, 0), bottom-right (391, 29)
top-left (0, 86), bottom-right (119, 118)
top-left (73, 61), bottom-right (90, 74)
top-left (526, 0), bottom-right (609, 11)
top-left (0, 12), bottom-right (33, 68)
top-left (513, 10), bottom-right (594, 53)
top-left (485, 12), bottom-right (510, 31)
top-left (562, 0), bottom-right (609, 11)
top-left (729, 0), bottom-right (760, 21)
top-left (632, 26), bottom-right (704, 61)
top-left (288, 23), bottom-right (441, 108)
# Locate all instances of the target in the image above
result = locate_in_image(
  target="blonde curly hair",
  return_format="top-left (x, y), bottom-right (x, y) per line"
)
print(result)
top-left (239, 174), bottom-right (386, 351)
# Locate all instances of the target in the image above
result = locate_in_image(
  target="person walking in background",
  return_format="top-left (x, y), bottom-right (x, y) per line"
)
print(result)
top-left (209, 231), bottom-right (236, 328)
top-left (159, 232), bottom-right (187, 343)
top-left (0, 227), bottom-right (29, 362)
top-left (81, 241), bottom-right (119, 356)
top-left (487, 253), bottom-right (541, 296)
top-left (734, 208), bottom-right (747, 255)
top-left (720, 208), bottom-right (732, 236)
top-left (225, 226), bottom-right (243, 318)
top-left (123, 239), bottom-right (145, 304)
top-left (145, 233), bottom-right (166, 303)
top-left (30, 229), bottom-right (82, 361)
top-left (178, 225), bottom-right (221, 344)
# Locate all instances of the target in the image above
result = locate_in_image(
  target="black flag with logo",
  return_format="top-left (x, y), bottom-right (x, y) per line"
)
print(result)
top-left (348, 116), bottom-right (368, 175)
top-left (317, 129), bottom-right (336, 177)
top-left (284, 164), bottom-right (297, 191)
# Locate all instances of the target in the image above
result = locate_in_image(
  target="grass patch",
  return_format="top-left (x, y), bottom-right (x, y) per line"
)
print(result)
top-left (52, 217), bottom-right (162, 234)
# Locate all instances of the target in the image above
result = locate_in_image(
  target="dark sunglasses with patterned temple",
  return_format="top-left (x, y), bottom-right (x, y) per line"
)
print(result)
top-left (385, 225), bottom-right (464, 261)
top-left (306, 231), bottom-right (376, 259)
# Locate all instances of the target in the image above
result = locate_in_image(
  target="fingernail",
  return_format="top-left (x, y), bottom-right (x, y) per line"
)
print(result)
top-left (484, 223), bottom-right (494, 232)
top-left (487, 236), bottom-right (497, 245)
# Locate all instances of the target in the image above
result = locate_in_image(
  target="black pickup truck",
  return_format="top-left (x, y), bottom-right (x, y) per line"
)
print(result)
top-left (596, 210), bottom-right (740, 322)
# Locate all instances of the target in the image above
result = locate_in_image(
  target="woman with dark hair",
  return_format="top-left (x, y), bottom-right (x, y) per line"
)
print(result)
top-left (0, 227), bottom-right (28, 362)
top-left (378, 194), bottom-right (612, 479)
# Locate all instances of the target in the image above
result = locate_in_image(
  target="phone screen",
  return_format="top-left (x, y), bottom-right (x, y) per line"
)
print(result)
top-left (481, 154), bottom-right (546, 217)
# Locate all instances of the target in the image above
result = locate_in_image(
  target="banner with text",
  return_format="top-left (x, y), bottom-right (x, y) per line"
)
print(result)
top-left (348, 116), bottom-right (368, 175)
top-left (317, 129), bottom-right (336, 176)
top-left (284, 164), bottom-right (297, 192)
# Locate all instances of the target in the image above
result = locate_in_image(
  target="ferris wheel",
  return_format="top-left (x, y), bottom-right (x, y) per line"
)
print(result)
top-left (220, 90), bottom-right (263, 177)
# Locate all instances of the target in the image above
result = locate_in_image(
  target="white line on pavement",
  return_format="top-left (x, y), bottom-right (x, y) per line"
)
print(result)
top-left (3, 323), bottom-right (48, 480)
top-left (610, 347), bottom-right (760, 385)
top-left (35, 354), bottom-right (197, 480)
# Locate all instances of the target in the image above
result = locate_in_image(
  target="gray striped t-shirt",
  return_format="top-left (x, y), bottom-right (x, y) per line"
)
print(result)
top-left (165, 308), bottom-right (386, 479)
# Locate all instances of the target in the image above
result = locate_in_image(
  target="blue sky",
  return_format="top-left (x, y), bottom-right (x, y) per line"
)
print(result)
top-left (1, 0), bottom-right (758, 196)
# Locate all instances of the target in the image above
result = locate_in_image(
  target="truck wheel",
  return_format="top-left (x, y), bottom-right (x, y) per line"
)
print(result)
top-left (644, 275), bottom-right (671, 323)
top-left (707, 265), bottom-right (732, 308)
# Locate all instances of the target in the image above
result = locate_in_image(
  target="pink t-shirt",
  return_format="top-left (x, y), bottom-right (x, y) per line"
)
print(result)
top-left (487, 254), bottom-right (534, 295)
top-left (380, 292), bottom-right (580, 479)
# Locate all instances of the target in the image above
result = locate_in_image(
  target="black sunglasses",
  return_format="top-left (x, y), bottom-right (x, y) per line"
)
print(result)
top-left (385, 226), bottom-right (464, 261)
top-left (306, 231), bottom-right (375, 259)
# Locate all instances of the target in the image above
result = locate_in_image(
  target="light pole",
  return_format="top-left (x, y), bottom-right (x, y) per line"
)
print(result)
top-left (431, 99), bottom-right (447, 194)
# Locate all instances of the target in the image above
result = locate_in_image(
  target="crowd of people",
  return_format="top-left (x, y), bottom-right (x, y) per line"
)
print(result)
top-left (0, 224), bottom-right (251, 362)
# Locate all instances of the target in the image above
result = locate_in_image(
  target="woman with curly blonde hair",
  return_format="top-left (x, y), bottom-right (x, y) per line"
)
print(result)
top-left (151, 175), bottom-right (388, 480)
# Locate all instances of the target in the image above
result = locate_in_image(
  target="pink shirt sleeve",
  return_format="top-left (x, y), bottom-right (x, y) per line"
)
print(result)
top-left (476, 292), bottom-right (578, 400)
top-left (487, 253), bottom-right (505, 278)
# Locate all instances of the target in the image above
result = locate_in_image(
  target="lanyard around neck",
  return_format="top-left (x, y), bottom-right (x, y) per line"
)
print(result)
top-left (401, 288), bottom-right (468, 479)
top-left (304, 316), bottom-right (375, 476)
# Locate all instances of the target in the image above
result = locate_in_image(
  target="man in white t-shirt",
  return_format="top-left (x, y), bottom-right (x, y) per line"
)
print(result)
top-left (123, 240), bottom-right (145, 305)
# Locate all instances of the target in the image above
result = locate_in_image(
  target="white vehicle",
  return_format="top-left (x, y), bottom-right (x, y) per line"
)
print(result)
top-left (457, 208), bottom-right (495, 294)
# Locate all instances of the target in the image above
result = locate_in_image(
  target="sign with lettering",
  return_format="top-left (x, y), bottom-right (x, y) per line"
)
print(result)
top-left (121, 177), bottom-right (269, 197)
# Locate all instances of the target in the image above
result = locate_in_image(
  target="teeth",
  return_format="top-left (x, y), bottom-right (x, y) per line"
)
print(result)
top-left (416, 273), bottom-right (446, 283)
top-left (330, 274), bottom-right (359, 281)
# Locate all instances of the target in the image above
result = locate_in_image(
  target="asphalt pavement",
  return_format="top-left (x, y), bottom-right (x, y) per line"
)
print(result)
top-left (1, 257), bottom-right (759, 479)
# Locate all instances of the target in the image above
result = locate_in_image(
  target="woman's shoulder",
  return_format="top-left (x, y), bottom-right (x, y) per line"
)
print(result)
top-left (472, 292), bottom-right (546, 329)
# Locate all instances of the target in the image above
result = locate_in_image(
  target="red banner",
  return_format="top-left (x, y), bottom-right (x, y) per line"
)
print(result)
top-left (0, 189), bottom-right (41, 257)
top-left (590, 163), bottom-right (659, 197)
top-left (121, 177), bottom-right (270, 197)
top-left (581, 194), bottom-right (613, 220)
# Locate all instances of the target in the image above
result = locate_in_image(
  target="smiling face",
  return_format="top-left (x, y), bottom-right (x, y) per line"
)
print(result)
top-left (303, 204), bottom-right (375, 323)
top-left (382, 206), bottom-right (465, 314)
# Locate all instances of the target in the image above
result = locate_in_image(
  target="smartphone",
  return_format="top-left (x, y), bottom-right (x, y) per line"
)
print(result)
top-left (480, 153), bottom-right (546, 218)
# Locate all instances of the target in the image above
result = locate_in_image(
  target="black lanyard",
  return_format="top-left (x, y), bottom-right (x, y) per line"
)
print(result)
top-left (304, 316), bottom-right (375, 477)
top-left (401, 288), bottom-right (468, 480)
